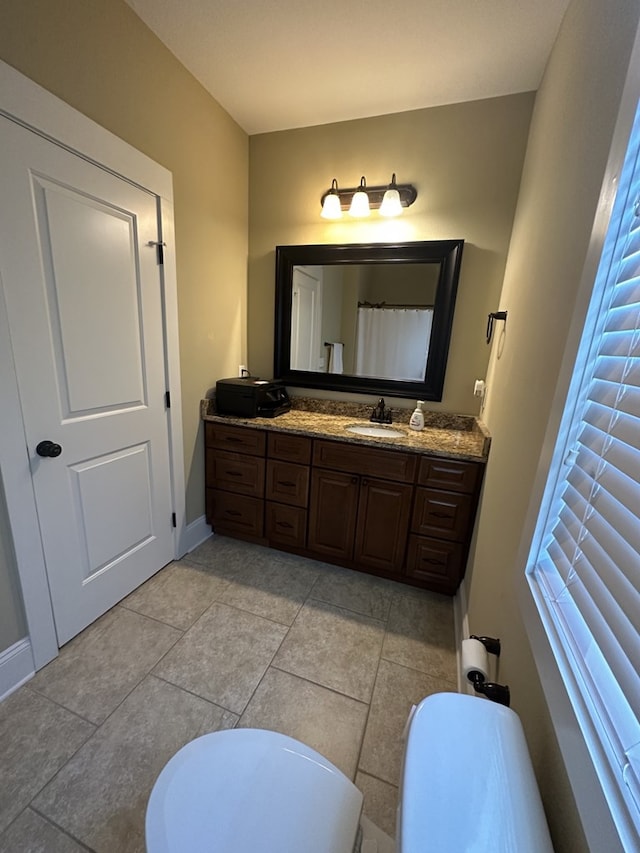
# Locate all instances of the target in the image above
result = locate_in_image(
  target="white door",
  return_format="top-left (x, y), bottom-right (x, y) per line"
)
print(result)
top-left (0, 116), bottom-right (175, 645)
top-left (290, 265), bottom-right (323, 370)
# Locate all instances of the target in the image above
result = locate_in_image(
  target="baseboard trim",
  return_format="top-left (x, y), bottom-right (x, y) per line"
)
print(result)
top-left (0, 637), bottom-right (35, 702)
top-left (180, 514), bottom-right (211, 556)
top-left (453, 580), bottom-right (472, 695)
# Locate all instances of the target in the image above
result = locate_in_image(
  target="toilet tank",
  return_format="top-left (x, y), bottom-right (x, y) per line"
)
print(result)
top-left (399, 693), bottom-right (553, 853)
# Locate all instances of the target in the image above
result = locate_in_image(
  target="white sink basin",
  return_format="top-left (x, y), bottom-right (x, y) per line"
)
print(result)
top-left (345, 424), bottom-right (405, 438)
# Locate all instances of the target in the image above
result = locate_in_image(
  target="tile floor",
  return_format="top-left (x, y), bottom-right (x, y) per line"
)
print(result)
top-left (0, 535), bottom-right (457, 852)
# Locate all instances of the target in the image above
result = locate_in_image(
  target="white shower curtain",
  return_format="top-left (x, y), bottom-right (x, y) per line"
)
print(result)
top-left (355, 307), bottom-right (433, 381)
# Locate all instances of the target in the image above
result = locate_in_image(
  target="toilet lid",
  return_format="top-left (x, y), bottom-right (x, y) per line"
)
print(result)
top-left (146, 728), bottom-right (363, 853)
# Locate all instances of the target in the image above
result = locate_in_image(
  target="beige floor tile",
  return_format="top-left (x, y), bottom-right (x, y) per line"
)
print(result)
top-left (309, 563), bottom-right (395, 621)
top-left (153, 602), bottom-right (287, 713)
top-left (0, 688), bottom-right (94, 835)
top-left (33, 675), bottom-right (236, 853)
top-left (356, 771), bottom-right (398, 839)
top-left (359, 659), bottom-right (454, 785)
top-left (273, 600), bottom-right (385, 702)
top-left (219, 554), bottom-right (318, 625)
top-left (0, 808), bottom-right (85, 853)
top-left (29, 606), bottom-right (181, 725)
top-left (185, 534), bottom-right (267, 570)
top-left (238, 666), bottom-right (368, 779)
top-left (121, 559), bottom-right (230, 629)
top-left (382, 589), bottom-right (457, 682)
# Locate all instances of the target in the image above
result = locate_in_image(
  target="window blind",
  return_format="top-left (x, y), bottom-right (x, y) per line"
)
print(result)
top-left (527, 103), bottom-right (640, 839)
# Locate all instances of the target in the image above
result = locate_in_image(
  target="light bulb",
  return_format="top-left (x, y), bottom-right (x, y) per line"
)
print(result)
top-left (349, 177), bottom-right (370, 217)
top-left (321, 178), bottom-right (342, 219)
top-left (380, 174), bottom-right (403, 217)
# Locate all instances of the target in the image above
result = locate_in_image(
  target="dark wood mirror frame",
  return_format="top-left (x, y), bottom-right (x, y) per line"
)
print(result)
top-left (274, 239), bottom-right (464, 400)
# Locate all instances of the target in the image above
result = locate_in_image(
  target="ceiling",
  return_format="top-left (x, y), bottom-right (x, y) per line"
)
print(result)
top-left (125, 0), bottom-right (571, 136)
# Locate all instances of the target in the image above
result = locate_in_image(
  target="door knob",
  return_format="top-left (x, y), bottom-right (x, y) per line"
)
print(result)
top-left (36, 440), bottom-right (62, 458)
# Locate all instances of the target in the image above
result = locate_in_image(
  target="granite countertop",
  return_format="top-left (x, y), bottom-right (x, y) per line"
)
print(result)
top-left (201, 397), bottom-right (490, 462)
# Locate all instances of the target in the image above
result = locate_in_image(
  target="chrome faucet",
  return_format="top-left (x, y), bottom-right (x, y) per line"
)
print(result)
top-left (370, 398), bottom-right (392, 424)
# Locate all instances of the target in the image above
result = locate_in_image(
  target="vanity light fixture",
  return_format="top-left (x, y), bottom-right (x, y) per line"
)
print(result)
top-left (320, 174), bottom-right (417, 219)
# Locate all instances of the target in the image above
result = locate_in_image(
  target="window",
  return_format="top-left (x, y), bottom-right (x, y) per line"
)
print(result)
top-left (526, 100), bottom-right (640, 846)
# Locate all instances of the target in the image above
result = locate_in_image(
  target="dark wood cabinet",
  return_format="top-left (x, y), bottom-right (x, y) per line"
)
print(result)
top-left (204, 421), bottom-right (484, 594)
top-left (205, 422), bottom-right (267, 541)
top-left (406, 455), bottom-right (483, 593)
top-left (309, 440), bottom-right (415, 576)
top-left (307, 469), bottom-right (360, 560)
top-left (353, 478), bottom-right (413, 574)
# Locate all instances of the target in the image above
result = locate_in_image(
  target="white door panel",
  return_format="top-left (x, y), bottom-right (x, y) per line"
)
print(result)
top-left (37, 179), bottom-right (146, 415)
top-left (0, 116), bottom-right (174, 645)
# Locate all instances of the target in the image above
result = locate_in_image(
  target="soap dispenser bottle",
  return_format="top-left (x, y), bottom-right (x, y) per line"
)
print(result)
top-left (409, 400), bottom-right (425, 431)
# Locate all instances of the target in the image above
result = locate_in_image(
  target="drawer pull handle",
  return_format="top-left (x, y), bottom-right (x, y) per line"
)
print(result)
top-left (225, 470), bottom-right (242, 477)
top-left (429, 511), bottom-right (453, 518)
top-left (226, 510), bottom-right (242, 517)
top-left (225, 436), bottom-right (243, 443)
top-left (277, 521), bottom-right (294, 529)
top-left (421, 557), bottom-right (445, 565)
top-left (278, 481), bottom-right (295, 487)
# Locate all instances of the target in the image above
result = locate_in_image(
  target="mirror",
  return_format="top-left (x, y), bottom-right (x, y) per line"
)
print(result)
top-left (274, 240), bottom-right (464, 400)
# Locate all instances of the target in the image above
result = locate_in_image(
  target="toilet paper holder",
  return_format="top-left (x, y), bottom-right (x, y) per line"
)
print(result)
top-left (465, 635), bottom-right (511, 707)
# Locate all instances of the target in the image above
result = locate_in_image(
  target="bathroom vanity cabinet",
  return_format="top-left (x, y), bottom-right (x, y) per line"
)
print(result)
top-left (205, 421), bottom-right (484, 594)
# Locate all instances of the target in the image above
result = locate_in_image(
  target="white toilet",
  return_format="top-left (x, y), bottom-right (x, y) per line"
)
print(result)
top-left (145, 692), bottom-right (554, 852)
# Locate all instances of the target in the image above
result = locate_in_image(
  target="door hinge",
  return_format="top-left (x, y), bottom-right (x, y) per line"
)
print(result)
top-left (171, 512), bottom-right (177, 528)
top-left (165, 390), bottom-right (171, 408)
top-left (148, 240), bottom-right (166, 265)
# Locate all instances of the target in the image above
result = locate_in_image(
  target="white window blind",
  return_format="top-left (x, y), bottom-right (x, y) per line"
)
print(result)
top-left (527, 101), bottom-right (640, 841)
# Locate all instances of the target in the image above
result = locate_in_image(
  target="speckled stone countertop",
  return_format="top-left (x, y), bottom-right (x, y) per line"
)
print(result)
top-left (201, 396), bottom-right (490, 462)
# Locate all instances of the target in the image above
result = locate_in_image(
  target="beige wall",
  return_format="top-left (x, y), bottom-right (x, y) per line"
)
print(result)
top-left (466, 1), bottom-right (640, 850)
top-left (248, 94), bottom-right (534, 412)
top-left (0, 0), bottom-right (248, 652)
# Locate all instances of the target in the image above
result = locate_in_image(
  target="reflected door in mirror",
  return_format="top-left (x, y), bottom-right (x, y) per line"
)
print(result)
top-left (290, 265), bottom-right (323, 371)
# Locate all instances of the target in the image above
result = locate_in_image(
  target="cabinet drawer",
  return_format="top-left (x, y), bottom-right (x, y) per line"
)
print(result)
top-left (313, 439), bottom-right (417, 483)
top-left (206, 450), bottom-right (265, 497)
top-left (411, 488), bottom-right (472, 542)
top-left (266, 502), bottom-right (307, 549)
top-left (405, 535), bottom-right (465, 593)
top-left (266, 460), bottom-right (309, 507)
top-left (417, 456), bottom-right (482, 493)
top-left (268, 432), bottom-right (312, 464)
top-left (207, 489), bottom-right (264, 538)
top-left (205, 422), bottom-right (266, 456)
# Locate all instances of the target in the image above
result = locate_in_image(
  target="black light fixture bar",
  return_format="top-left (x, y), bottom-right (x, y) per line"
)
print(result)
top-left (320, 181), bottom-right (417, 211)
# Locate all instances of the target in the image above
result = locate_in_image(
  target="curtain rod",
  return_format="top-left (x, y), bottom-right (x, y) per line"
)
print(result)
top-left (357, 301), bottom-right (434, 309)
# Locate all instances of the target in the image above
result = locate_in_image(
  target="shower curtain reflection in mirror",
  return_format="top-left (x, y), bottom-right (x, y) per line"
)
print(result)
top-left (355, 306), bottom-right (433, 381)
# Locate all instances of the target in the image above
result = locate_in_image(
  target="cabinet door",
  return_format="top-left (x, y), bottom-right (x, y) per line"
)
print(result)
top-left (354, 478), bottom-right (413, 574)
top-left (307, 469), bottom-right (359, 561)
